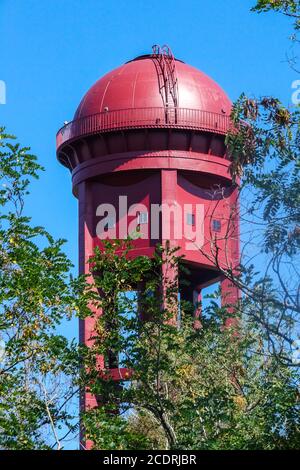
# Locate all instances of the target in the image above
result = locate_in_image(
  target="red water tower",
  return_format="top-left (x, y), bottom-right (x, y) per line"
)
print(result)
top-left (56, 45), bottom-right (239, 415)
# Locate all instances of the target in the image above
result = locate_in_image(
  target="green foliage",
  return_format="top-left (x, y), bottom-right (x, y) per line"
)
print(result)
top-left (252, 1), bottom-right (300, 69)
top-left (82, 408), bottom-right (151, 450)
top-left (1, 2), bottom-right (300, 451)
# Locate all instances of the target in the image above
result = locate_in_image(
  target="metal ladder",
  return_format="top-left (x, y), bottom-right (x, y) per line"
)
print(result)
top-left (152, 44), bottom-right (179, 124)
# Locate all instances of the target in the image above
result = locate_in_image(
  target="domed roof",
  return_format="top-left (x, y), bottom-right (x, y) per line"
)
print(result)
top-left (56, 49), bottom-right (232, 154)
top-left (74, 54), bottom-right (231, 120)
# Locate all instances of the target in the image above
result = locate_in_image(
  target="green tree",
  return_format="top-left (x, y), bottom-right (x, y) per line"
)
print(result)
top-left (1, 1), bottom-right (300, 451)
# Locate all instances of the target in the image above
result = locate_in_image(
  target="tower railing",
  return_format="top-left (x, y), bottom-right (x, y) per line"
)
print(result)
top-left (56, 107), bottom-right (231, 150)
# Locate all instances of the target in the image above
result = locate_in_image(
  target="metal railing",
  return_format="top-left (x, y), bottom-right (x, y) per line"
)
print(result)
top-left (56, 107), bottom-right (231, 150)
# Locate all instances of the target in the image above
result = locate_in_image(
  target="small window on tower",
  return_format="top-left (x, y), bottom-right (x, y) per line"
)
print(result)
top-left (187, 213), bottom-right (195, 226)
top-left (138, 212), bottom-right (148, 224)
top-left (212, 219), bottom-right (221, 232)
top-left (104, 217), bottom-right (115, 231)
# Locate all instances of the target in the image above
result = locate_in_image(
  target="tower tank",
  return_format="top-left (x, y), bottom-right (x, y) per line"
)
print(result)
top-left (56, 45), bottom-right (239, 413)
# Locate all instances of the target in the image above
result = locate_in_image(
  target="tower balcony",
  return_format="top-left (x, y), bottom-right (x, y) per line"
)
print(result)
top-left (56, 107), bottom-right (231, 152)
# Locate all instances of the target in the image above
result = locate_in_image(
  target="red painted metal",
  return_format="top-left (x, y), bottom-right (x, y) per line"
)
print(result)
top-left (151, 44), bottom-right (179, 109)
top-left (56, 46), bottom-right (240, 448)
